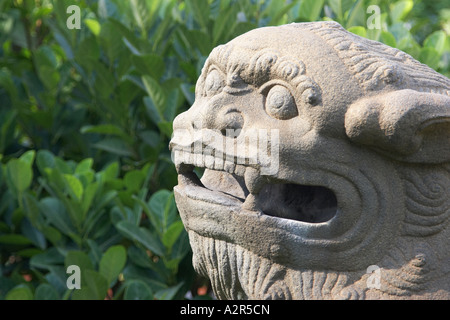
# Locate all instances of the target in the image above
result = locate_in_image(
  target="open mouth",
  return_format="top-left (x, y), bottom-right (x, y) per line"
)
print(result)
top-left (174, 151), bottom-right (338, 224)
top-left (172, 145), bottom-right (400, 272)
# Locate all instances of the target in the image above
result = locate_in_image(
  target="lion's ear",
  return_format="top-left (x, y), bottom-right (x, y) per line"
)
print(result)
top-left (345, 89), bottom-right (450, 164)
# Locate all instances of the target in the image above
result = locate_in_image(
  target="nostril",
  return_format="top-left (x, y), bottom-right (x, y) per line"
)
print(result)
top-left (192, 119), bottom-right (202, 130)
top-left (221, 128), bottom-right (242, 137)
top-left (219, 110), bottom-right (244, 137)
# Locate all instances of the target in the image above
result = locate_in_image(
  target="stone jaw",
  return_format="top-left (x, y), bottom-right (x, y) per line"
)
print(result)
top-left (170, 21), bottom-right (450, 300)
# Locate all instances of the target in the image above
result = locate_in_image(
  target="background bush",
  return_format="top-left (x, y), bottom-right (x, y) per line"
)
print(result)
top-left (0, 0), bottom-right (448, 300)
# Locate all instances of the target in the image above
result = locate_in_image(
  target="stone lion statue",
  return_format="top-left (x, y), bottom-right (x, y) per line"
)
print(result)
top-left (170, 21), bottom-right (450, 300)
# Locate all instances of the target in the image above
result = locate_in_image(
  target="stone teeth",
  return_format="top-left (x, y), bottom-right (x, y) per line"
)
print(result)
top-left (173, 151), bottom-right (251, 178)
top-left (224, 161), bottom-right (236, 174)
top-left (244, 167), bottom-right (264, 195)
top-left (194, 154), bottom-right (204, 167)
top-left (205, 155), bottom-right (215, 169)
top-left (234, 164), bottom-right (246, 176)
top-left (172, 150), bottom-right (181, 166)
top-left (214, 156), bottom-right (224, 170)
top-left (242, 193), bottom-right (259, 212)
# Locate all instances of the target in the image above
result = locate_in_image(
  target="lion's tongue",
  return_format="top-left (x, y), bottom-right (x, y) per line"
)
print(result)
top-left (201, 169), bottom-right (249, 200)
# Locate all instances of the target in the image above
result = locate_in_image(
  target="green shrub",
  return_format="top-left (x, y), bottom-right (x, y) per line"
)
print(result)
top-left (0, 0), bottom-right (448, 300)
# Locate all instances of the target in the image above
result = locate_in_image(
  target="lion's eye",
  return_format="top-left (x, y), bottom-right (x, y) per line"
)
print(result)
top-left (265, 85), bottom-right (298, 120)
top-left (205, 69), bottom-right (225, 96)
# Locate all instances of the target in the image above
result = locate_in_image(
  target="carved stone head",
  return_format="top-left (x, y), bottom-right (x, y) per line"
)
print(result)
top-left (170, 21), bottom-right (450, 300)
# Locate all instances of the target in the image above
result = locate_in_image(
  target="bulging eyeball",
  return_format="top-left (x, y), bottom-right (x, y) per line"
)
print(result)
top-left (265, 85), bottom-right (298, 120)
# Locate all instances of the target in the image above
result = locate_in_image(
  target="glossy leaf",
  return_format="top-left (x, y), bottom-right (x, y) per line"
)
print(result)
top-left (99, 245), bottom-right (127, 285)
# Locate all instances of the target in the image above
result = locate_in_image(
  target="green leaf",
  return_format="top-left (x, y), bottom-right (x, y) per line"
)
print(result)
top-left (163, 88), bottom-right (179, 122)
top-left (142, 75), bottom-right (166, 118)
top-left (93, 138), bottom-right (135, 157)
top-left (6, 284), bottom-right (34, 300)
top-left (63, 174), bottom-right (84, 201)
top-left (143, 96), bottom-right (162, 125)
top-left (87, 239), bottom-right (103, 267)
top-left (123, 37), bottom-right (142, 55)
top-left (212, 6), bottom-right (238, 45)
top-left (55, 157), bottom-right (74, 174)
top-left (34, 283), bottom-right (59, 300)
top-left (131, 195), bottom-right (162, 234)
top-left (424, 31), bottom-right (446, 55)
top-left (124, 170), bottom-right (145, 192)
top-left (41, 226), bottom-right (62, 246)
top-left (21, 218), bottom-right (46, 249)
top-left (328, 0), bottom-right (353, 21)
top-left (75, 35), bottom-right (100, 72)
top-left (71, 270), bottom-right (109, 300)
top-left (0, 234), bottom-right (32, 245)
top-left (93, 63), bottom-right (115, 99)
top-left (99, 245), bottom-right (127, 285)
top-left (345, 0), bottom-right (365, 27)
top-left (124, 280), bottom-right (153, 300)
top-left (116, 221), bottom-right (165, 256)
top-left (180, 29), bottom-right (212, 56)
top-left (169, 228), bottom-right (190, 262)
top-left (162, 220), bottom-right (185, 249)
top-left (380, 31), bottom-right (397, 48)
top-left (139, 130), bottom-right (160, 148)
top-left (154, 282), bottom-right (184, 300)
top-left (16, 248), bottom-right (43, 258)
top-left (52, 30), bottom-right (74, 60)
top-left (0, 69), bottom-right (18, 102)
top-left (19, 150), bottom-right (36, 167)
top-left (39, 198), bottom-right (76, 236)
top-left (99, 20), bottom-right (124, 64)
top-left (22, 192), bottom-right (41, 227)
top-left (98, 0), bottom-right (118, 19)
top-left (299, 0), bottom-right (324, 21)
top-left (127, 246), bottom-right (154, 269)
top-left (99, 162), bottom-right (119, 182)
top-left (81, 124), bottom-right (127, 139)
top-left (419, 47), bottom-right (440, 70)
top-left (390, 0), bottom-right (413, 22)
top-left (0, 109), bottom-right (17, 154)
top-left (132, 54), bottom-right (164, 79)
top-left (267, 0), bottom-right (297, 25)
top-left (84, 18), bottom-right (101, 36)
top-left (30, 248), bottom-right (65, 271)
top-left (34, 46), bottom-right (60, 89)
top-left (186, 0), bottom-right (210, 31)
top-left (148, 190), bottom-right (177, 232)
top-left (347, 26), bottom-right (366, 38)
top-left (6, 159), bottom-right (33, 193)
top-left (181, 83), bottom-right (195, 105)
top-left (65, 251), bottom-right (94, 272)
top-left (75, 158), bottom-right (94, 175)
top-left (130, 0), bottom-right (150, 35)
top-left (36, 150), bottom-right (55, 175)
top-left (81, 182), bottom-right (98, 216)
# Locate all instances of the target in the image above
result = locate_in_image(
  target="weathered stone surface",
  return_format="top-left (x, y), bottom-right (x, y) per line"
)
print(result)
top-left (169, 21), bottom-right (450, 300)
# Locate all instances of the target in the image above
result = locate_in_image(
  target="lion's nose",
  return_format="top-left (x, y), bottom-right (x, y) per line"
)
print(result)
top-left (217, 109), bottom-right (244, 137)
top-left (172, 110), bottom-right (193, 132)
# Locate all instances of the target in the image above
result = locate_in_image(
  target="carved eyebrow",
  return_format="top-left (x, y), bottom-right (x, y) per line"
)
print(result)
top-left (205, 62), bottom-right (226, 75)
top-left (203, 45), bottom-right (322, 103)
top-left (205, 44), bottom-right (234, 73)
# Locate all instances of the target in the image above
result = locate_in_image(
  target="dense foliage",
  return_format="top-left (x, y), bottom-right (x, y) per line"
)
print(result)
top-left (0, 0), bottom-right (448, 300)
